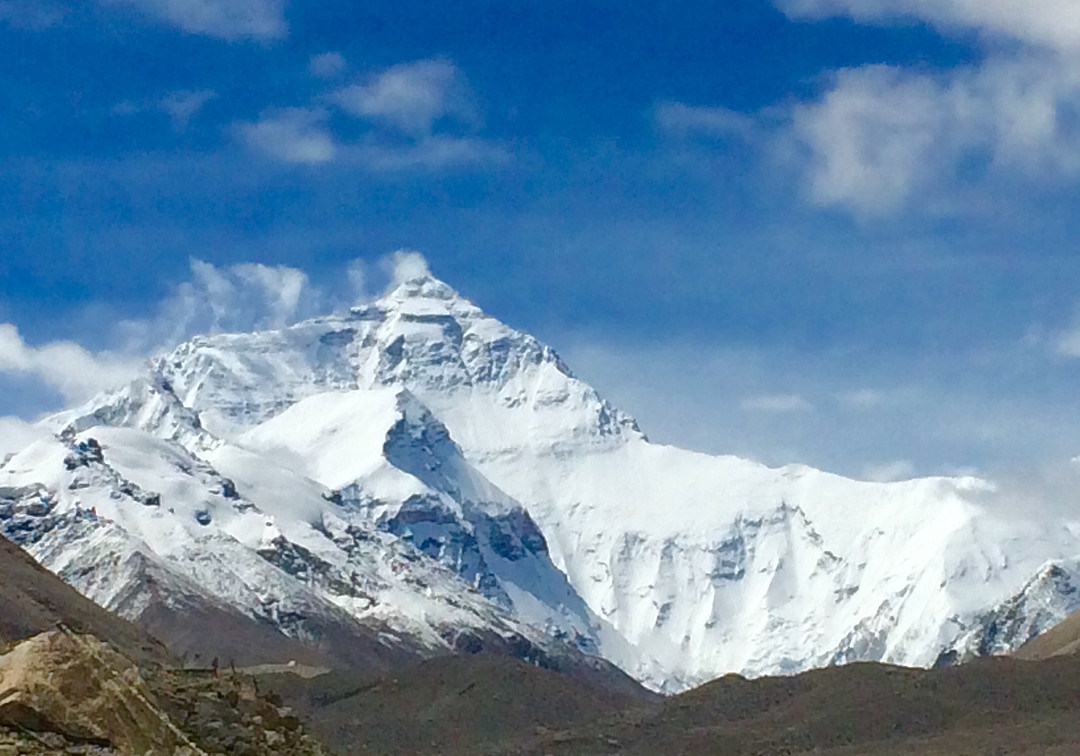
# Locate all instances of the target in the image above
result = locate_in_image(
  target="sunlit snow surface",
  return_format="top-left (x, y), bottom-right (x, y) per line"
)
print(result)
top-left (5, 274), bottom-right (1080, 692)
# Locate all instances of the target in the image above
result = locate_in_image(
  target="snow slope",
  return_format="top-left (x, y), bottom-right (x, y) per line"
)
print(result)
top-left (8, 272), bottom-right (1080, 691)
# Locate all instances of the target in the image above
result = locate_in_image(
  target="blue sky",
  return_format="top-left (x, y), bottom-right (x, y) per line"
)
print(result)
top-left (4, 0), bottom-right (1080, 486)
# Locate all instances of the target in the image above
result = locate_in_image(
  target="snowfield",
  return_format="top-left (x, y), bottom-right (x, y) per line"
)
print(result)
top-left (4, 272), bottom-right (1080, 691)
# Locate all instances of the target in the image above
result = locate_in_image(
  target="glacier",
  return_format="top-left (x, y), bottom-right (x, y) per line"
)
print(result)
top-left (4, 271), bottom-right (1080, 691)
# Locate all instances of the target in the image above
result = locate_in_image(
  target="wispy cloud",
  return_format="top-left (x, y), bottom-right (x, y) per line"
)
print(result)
top-left (331, 59), bottom-right (479, 136)
top-left (308, 51), bottom-right (348, 79)
top-left (383, 249), bottom-right (431, 287)
top-left (653, 101), bottom-right (762, 141)
top-left (350, 135), bottom-right (511, 171)
top-left (100, 0), bottom-right (287, 41)
top-left (654, 1), bottom-right (1080, 219)
top-left (1052, 316), bottom-right (1080, 357)
top-left (113, 89), bottom-right (218, 131)
top-left (160, 89), bottom-right (218, 130)
top-left (238, 59), bottom-right (506, 171)
top-left (236, 107), bottom-right (336, 164)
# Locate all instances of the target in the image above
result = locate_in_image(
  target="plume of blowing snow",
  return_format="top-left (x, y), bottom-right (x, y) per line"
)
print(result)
top-left (385, 250), bottom-right (432, 287)
top-left (118, 257), bottom-right (327, 353)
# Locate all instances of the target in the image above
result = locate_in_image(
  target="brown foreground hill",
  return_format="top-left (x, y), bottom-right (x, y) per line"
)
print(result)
top-left (0, 535), bottom-right (163, 662)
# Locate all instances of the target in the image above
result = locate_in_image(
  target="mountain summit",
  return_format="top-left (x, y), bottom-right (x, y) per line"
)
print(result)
top-left (5, 272), bottom-right (1080, 691)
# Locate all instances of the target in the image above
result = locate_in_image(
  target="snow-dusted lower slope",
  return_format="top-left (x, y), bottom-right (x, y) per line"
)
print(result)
top-left (0, 422), bottom-right (629, 682)
top-left (12, 272), bottom-right (1080, 692)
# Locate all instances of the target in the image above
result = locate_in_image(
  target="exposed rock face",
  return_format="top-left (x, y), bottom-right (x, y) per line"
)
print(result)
top-left (0, 630), bottom-right (197, 754)
top-left (953, 560), bottom-right (1080, 662)
top-left (0, 629), bottom-right (331, 756)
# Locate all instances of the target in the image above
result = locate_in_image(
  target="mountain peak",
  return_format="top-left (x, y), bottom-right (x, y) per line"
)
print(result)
top-left (382, 272), bottom-right (463, 305)
top-left (349, 272), bottom-right (485, 326)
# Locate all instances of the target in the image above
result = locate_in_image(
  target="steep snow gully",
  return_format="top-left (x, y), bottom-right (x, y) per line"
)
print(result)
top-left (4, 272), bottom-right (1080, 692)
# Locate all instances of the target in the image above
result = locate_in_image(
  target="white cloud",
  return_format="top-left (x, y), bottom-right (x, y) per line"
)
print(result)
top-left (309, 51), bottom-right (348, 79)
top-left (740, 394), bottom-right (815, 413)
top-left (660, 52), bottom-right (1080, 217)
top-left (655, 4), bottom-right (1080, 218)
top-left (100, 0), bottom-right (287, 41)
top-left (331, 59), bottom-right (478, 136)
top-left (0, 417), bottom-right (49, 460)
top-left (0, 1), bottom-right (65, 29)
top-left (0, 324), bottom-right (142, 404)
top-left (787, 57), bottom-right (1080, 215)
top-left (237, 108), bottom-right (336, 164)
top-left (789, 65), bottom-right (947, 215)
top-left (777, 0), bottom-right (1080, 55)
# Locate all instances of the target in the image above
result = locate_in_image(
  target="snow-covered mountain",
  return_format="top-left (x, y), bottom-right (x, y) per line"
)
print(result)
top-left (5, 271), bottom-right (1080, 692)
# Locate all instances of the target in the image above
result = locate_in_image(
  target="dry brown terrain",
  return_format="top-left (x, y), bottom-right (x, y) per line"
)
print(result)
top-left (263, 644), bottom-right (1080, 755)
